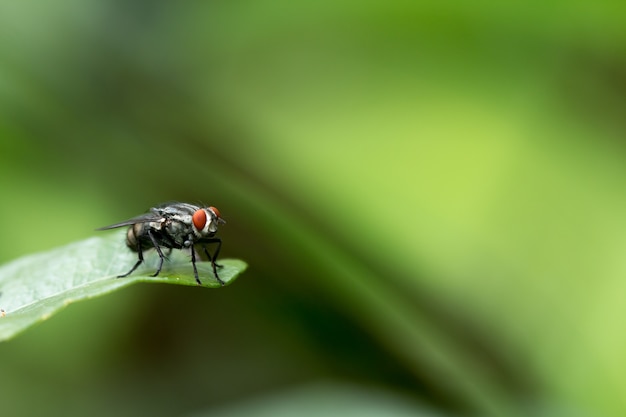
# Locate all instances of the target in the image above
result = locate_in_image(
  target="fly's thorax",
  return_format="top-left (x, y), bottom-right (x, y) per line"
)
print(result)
top-left (163, 218), bottom-right (194, 246)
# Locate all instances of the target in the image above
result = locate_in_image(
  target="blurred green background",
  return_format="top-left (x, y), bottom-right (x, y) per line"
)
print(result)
top-left (1, 1), bottom-right (625, 416)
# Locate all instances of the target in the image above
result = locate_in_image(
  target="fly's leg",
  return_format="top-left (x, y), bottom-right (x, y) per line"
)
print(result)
top-left (148, 230), bottom-right (167, 277)
top-left (190, 246), bottom-right (202, 286)
top-left (160, 235), bottom-right (176, 259)
top-left (118, 241), bottom-right (144, 278)
top-left (201, 238), bottom-right (224, 285)
top-left (202, 238), bottom-right (223, 269)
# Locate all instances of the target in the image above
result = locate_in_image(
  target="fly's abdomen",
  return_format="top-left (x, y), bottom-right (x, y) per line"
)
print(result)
top-left (125, 223), bottom-right (144, 252)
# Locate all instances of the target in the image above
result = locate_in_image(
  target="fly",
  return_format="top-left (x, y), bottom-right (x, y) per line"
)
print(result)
top-left (98, 202), bottom-right (226, 285)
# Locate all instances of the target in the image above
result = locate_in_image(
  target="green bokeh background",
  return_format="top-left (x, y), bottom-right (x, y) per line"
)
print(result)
top-left (1, 1), bottom-right (625, 416)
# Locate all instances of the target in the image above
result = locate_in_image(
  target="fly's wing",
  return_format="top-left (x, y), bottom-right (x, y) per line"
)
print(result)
top-left (96, 212), bottom-right (163, 230)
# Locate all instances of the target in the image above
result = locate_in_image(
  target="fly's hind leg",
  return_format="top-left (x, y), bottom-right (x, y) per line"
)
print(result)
top-left (118, 242), bottom-right (144, 278)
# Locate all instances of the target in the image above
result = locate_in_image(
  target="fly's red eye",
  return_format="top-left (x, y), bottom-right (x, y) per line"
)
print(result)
top-left (192, 209), bottom-right (207, 230)
top-left (209, 206), bottom-right (221, 219)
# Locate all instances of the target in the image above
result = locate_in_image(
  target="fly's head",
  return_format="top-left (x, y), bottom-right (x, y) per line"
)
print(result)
top-left (192, 206), bottom-right (225, 237)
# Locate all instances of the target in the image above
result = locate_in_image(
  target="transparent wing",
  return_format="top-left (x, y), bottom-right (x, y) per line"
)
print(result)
top-left (96, 212), bottom-right (162, 230)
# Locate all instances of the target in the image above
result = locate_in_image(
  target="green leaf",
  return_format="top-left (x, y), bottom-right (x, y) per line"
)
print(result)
top-left (187, 383), bottom-right (444, 417)
top-left (0, 230), bottom-right (247, 341)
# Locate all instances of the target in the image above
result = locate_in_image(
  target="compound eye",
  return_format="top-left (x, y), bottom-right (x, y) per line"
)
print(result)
top-left (209, 206), bottom-right (221, 219)
top-left (192, 209), bottom-right (207, 230)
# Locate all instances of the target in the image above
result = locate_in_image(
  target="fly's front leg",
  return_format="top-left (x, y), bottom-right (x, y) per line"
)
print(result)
top-left (191, 244), bottom-right (224, 286)
top-left (201, 238), bottom-right (223, 269)
top-left (200, 238), bottom-right (224, 286)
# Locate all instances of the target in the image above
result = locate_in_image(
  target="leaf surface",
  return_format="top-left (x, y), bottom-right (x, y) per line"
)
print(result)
top-left (0, 230), bottom-right (246, 341)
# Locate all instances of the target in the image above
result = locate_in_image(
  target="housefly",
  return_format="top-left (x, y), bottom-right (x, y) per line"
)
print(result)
top-left (98, 203), bottom-right (226, 285)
